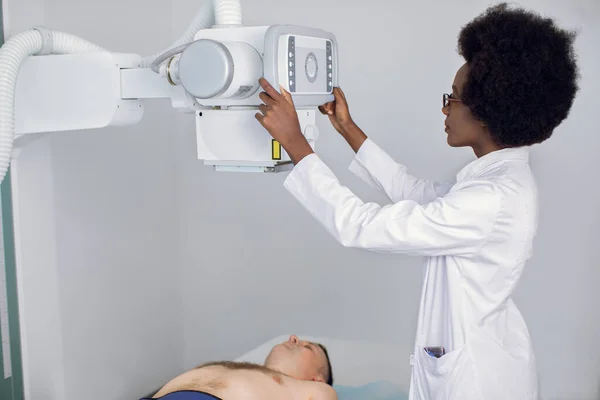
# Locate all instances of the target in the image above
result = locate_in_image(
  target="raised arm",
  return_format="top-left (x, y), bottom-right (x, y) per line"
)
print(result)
top-left (320, 89), bottom-right (453, 204)
top-left (345, 126), bottom-right (454, 204)
top-left (253, 79), bottom-right (489, 256)
top-left (284, 153), bottom-right (500, 257)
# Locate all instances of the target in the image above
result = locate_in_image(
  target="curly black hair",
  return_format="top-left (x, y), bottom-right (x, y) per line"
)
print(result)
top-left (457, 3), bottom-right (579, 147)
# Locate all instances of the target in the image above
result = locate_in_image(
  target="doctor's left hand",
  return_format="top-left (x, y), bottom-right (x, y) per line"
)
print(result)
top-left (256, 78), bottom-right (315, 164)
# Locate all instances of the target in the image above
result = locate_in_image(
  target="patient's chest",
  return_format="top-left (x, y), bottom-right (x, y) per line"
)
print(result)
top-left (185, 367), bottom-right (312, 400)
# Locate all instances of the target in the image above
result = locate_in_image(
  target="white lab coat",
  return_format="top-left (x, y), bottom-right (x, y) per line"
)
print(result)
top-left (283, 138), bottom-right (539, 399)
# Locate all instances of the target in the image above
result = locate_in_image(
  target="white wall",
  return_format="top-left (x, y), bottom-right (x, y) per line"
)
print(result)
top-left (5, 0), bottom-right (600, 399)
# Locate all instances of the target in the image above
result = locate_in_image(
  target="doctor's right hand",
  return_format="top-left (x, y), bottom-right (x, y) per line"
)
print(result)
top-left (320, 87), bottom-right (367, 153)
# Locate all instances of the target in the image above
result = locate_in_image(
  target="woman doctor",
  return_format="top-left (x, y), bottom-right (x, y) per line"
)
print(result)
top-left (255, 3), bottom-right (579, 400)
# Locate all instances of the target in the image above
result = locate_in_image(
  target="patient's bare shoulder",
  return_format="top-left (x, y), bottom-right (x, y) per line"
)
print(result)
top-left (303, 381), bottom-right (338, 400)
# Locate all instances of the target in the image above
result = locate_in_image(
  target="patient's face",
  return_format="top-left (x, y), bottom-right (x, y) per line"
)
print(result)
top-left (264, 335), bottom-right (329, 383)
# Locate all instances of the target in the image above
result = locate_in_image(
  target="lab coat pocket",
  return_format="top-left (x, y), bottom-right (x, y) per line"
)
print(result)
top-left (412, 345), bottom-right (474, 400)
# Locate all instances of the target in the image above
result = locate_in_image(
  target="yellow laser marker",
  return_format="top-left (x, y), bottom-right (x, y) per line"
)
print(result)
top-left (272, 139), bottom-right (282, 160)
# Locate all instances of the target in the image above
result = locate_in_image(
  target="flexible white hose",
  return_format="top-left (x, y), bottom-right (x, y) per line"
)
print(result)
top-left (213, 0), bottom-right (242, 27)
top-left (139, 0), bottom-right (214, 68)
top-left (51, 31), bottom-right (105, 53)
top-left (0, 29), bottom-right (105, 184)
top-left (150, 43), bottom-right (188, 73)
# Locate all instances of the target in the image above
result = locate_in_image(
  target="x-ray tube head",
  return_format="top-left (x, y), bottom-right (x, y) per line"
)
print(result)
top-left (178, 39), bottom-right (262, 100)
top-left (175, 24), bottom-right (339, 108)
top-left (182, 25), bottom-right (339, 171)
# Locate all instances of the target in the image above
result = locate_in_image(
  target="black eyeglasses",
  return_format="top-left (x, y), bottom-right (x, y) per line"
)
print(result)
top-left (443, 93), bottom-right (461, 108)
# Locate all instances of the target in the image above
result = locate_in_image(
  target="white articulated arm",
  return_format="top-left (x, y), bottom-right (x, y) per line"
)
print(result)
top-left (1, 0), bottom-right (243, 183)
top-left (0, 27), bottom-right (107, 183)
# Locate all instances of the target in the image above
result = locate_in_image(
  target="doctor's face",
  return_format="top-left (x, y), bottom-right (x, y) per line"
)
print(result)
top-left (264, 335), bottom-right (331, 383)
top-left (442, 63), bottom-right (487, 149)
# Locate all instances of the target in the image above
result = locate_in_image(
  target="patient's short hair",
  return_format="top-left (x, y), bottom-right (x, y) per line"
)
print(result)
top-left (318, 343), bottom-right (333, 386)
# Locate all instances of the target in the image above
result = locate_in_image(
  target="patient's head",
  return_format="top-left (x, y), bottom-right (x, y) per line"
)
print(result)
top-left (264, 335), bottom-right (333, 385)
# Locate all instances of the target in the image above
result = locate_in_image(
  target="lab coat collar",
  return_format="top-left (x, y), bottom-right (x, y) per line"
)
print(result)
top-left (456, 146), bottom-right (531, 182)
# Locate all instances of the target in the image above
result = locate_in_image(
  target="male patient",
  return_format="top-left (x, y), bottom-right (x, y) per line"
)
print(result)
top-left (143, 335), bottom-right (337, 400)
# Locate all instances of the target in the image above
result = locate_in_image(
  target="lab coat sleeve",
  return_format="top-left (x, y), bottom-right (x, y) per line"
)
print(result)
top-left (284, 153), bottom-right (501, 257)
top-left (348, 138), bottom-right (454, 204)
